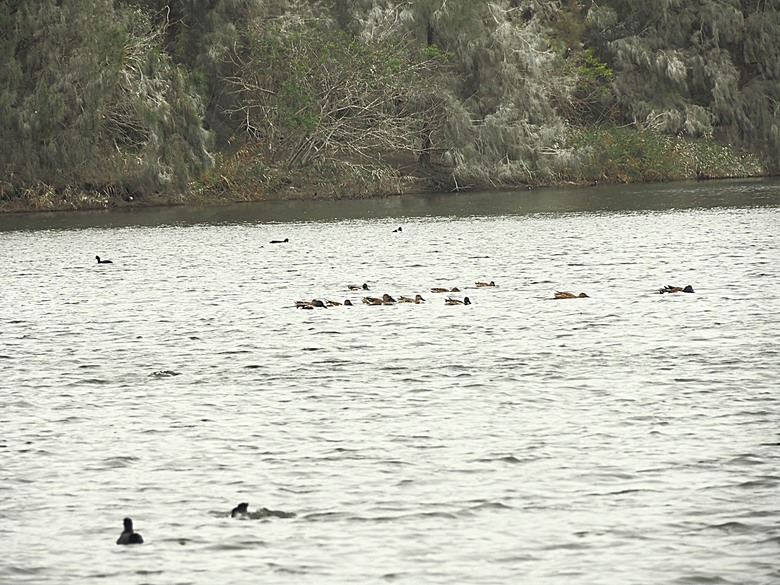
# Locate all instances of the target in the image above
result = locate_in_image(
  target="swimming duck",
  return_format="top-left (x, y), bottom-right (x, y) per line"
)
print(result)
top-left (116, 517), bottom-right (143, 545)
top-left (270, 238), bottom-right (289, 244)
top-left (348, 283), bottom-right (369, 291)
top-left (398, 294), bottom-right (425, 303)
top-left (362, 296), bottom-right (383, 305)
top-left (344, 299), bottom-right (353, 306)
top-left (95, 256), bottom-right (113, 264)
top-left (393, 226), bottom-right (402, 233)
top-left (231, 502), bottom-right (250, 518)
top-left (659, 285), bottom-right (694, 294)
top-left (475, 281), bottom-right (496, 287)
top-left (554, 291), bottom-right (589, 299)
top-left (431, 287), bottom-right (460, 293)
top-left (295, 299), bottom-right (327, 309)
top-left (382, 293), bottom-right (397, 304)
top-left (326, 300), bottom-right (343, 307)
top-left (445, 297), bottom-right (471, 305)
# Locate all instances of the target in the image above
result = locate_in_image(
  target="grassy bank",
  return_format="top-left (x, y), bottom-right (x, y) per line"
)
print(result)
top-left (0, 128), bottom-right (767, 214)
top-left (561, 127), bottom-right (765, 184)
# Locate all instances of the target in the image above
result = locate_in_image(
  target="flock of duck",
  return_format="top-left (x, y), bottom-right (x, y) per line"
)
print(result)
top-left (292, 279), bottom-right (694, 309)
top-left (117, 503), bottom-right (293, 545)
top-left (293, 281), bottom-right (496, 310)
top-left (262, 232), bottom-right (696, 307)
top-left (96, 245), bottom-right (695, 304)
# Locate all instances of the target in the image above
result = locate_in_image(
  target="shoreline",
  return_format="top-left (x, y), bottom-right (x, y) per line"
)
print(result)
top-left (1, 172), bottom-right (771, 216)
top-left (3, 125), bottom-right (770, 216)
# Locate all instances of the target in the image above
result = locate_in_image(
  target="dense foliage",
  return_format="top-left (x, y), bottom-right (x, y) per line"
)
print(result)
top-left (0, 0), bottom-right (212, 201)
top-left (1, 0), bottom-right (777, 208)
top-left (587, 0), bottom-right (780, 169)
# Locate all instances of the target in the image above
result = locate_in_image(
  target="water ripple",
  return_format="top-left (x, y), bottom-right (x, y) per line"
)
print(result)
top-left (0, 188), bottom-right (778, 585)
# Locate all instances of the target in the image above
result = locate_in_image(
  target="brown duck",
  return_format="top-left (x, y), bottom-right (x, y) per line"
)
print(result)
top-left (398, 294), bottom-right (426, 303)
top-left (554, 291), bottom-right (589, 299)
top-left (659, 285), bottom-right (694, 294)
top-left (445, 297), bottom-right (471, 305)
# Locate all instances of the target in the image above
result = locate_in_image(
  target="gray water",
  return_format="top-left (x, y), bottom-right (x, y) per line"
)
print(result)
top-left (1, 179), bottom-right (779, 584)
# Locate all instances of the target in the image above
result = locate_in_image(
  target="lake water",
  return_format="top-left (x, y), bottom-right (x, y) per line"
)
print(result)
top-left (1, 179), bottom-right (779, 584)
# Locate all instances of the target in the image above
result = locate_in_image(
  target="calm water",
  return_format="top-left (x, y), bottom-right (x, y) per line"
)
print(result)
top-left (1, 180), bottom-right (779, 584)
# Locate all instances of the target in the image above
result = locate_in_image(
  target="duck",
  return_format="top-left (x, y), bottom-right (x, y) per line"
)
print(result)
top-left (430, 287), bottom-right (460, 293)
top-left (326, 299), bottom-right (354, 307)
top-left (554, 291), bottom-right (589, 299)
top-left (398, 294), bottom-right (425, 303)
top-left (95, 256), bottom-right (113, 264)
top-left (295, 299), bottom-right (327, 309)
top-left (270, 238), bottom-right (289, 244)
top-left (348, 283), bottom-right (369, 291)
top-left (393, 226), bottom-right (402, 233)
top-left (362, 296), bottom-right (383, 305)
top-left (659, 285), bottom-right (694, 294)
top-left (445, 297), bottom-right (471, 305)
top-left (382, 293), bottom-right (397, 304)
top-left (475, 281), bottom-right (496, 287)
top-left (230, 504), bottom-right (296, 520)
top-left (116, 517), bottom-right (143, 545)
top-left (231, 502), bottom-right (250, 518)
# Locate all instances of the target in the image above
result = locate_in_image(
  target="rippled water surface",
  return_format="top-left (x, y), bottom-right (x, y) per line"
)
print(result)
top-left (2, 180), bottom-right (779, 584)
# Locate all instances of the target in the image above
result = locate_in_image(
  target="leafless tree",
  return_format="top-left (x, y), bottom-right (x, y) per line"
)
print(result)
top-left (223, 23), bottom-right (446, 170)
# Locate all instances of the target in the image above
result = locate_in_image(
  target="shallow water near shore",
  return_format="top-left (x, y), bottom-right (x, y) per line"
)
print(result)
top-left (1, 179), bottom-right (779, 584)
